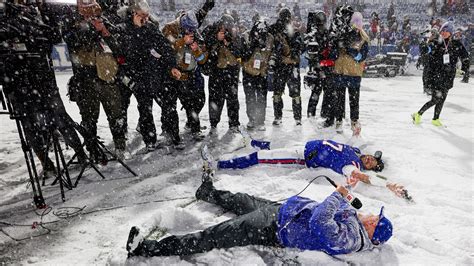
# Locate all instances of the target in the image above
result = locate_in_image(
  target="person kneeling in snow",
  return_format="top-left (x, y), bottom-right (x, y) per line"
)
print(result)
top-left (126, 169), bottom-right (393, 257)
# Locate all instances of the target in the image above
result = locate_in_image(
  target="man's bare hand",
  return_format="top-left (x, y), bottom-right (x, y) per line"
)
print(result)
top-left (190, 42), bottom-right (199, 51)
top-left (184, 34), bottom-right (194, 45)
top-left (171, 68), bottom-right (182, 79)
top-left (336, 185), bottom-right (349, 197)
top-left (386, 183), bottom-right (406, 197)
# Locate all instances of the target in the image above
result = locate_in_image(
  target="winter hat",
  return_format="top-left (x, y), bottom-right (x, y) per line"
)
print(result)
top-left (218, 13), bottom-right (235, 30)
top-left (128, 0), bottom-right (150, 13)
top-left (440, 21), bottom-right (454, 35)
top-left (351, 12), bottom-right (363, 29)
top-left (373, 150), bottom-right (384, 172)
top-left (278, 7), bottom-right (292, 24)
top-left (372, 206), bottom-right (393, 245)
top-left (180, 11), bottom-right (199, 32)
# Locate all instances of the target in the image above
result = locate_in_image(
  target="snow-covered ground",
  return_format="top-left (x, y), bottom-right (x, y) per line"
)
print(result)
top-left (0, 71), bottom-right (472, 265)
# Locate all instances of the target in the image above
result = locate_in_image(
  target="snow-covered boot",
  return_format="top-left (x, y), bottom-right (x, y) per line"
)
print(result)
top-left (126, 226), bottom-right (144, 257)
top-left (335, 120), bottom-right (343, 133)
top-left (351, 120), bottom-right (361, 136)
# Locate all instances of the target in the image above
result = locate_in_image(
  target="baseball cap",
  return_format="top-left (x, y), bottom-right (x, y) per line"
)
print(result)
top-left (372, 206), bottom-right (393, 245)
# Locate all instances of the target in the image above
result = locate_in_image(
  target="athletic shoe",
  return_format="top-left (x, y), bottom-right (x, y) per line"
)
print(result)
top-left (351, 120), bottom-right (361, 136)
top-left (412, 112), bottom-right (422, 125)
top-left (335, 120), bottom-right (343, 133)
top-left (295, 119), bottom-right (302, 126)
top-left (272, 118), bottom-right (282, 126)
top-left (431, 119), bottom-right (443, 127)
top-left (126, 226), bottom-right (143, 257)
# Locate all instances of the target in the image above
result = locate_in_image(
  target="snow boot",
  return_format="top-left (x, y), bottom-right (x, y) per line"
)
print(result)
top-left (126, 226), bottom-right (143, 257)
top-left (335, 120), bottom-right (343, 133)
top-left (272, 118), bottom-right (282, 126)
top-left (412, 112), bottom-right (422, 125)
top-left (351, 120), bottom-right (361, 136)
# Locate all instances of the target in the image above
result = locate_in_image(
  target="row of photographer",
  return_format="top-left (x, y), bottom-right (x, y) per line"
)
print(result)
top-left (1, 0), bottom-right (372, 175)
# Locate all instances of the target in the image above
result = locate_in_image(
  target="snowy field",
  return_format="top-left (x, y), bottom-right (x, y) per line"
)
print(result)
top-left (0, 71), bottom-right (473, 265)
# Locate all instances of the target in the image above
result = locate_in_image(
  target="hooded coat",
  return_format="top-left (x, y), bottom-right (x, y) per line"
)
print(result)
top-left (278, 192), bottom-right (374, 255)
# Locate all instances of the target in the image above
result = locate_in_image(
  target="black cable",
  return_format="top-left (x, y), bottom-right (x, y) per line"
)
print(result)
top-left (277, 175), bottom-right (330, 202)
top-left (0, 196), bottom-right (194, 242)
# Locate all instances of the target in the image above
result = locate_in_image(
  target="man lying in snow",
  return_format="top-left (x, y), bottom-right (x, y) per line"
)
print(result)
top-left (126, 167), bottom-right (393, 257)
top-left (217, 139), bottom-right (409, 199)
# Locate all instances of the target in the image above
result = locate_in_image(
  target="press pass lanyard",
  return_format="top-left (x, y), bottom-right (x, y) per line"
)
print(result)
top-left (442, 39), bottom-right (450, 65)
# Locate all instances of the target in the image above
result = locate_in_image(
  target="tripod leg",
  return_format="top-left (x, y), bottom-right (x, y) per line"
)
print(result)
top-left (97, 141), bottom-right (138, 177)
top-left (53, 138), bottom-right (66, 202)
top-left (42, 133), bottom-right (52, 186)
top-left (73, 164), bottom-right (88, 188)
top-left (56, 136), bottom-right (73, 189)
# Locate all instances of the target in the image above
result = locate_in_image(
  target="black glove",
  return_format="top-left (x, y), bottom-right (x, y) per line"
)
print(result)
top-left (203, 0), bottom-right (215, 12)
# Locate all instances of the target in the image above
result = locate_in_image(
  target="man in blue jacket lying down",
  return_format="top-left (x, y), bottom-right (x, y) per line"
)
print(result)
top-left (126, 168), bottom-right (393, 257)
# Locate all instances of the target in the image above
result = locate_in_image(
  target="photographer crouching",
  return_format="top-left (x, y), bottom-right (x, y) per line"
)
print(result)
top-left (0, 0), bottom-right (87, 178)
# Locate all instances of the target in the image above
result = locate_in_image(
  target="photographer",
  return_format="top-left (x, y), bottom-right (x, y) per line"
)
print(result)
top-left (202, 13), bottom-right (242, 134)
top-left (241, 19), bottom-right (273, 131)
top-left (412, 22), bottom-right (470, 127)
top-left (304, 10), bottom-right (335, 127)
top-left (331, 9), bottom-right (369, 136)
top-left (109, 0), bottom-right (184, 151)
top-left (62, 0), bottom-right (127, 160)
top-left (1, 0), bottom-right (87, 176)
top-left (162, 7), bottom-right (212, 141)
top-left (268, 7), bottom-right (304, 126)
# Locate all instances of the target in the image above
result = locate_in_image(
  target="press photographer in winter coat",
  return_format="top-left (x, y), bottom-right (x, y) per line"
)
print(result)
top-left (241, 19), bottom-right (274, 131)
top-left (269, 7), bottom-right (304, 126)
top-left (162, 8), bottom-right (211, 141)
top-left (332, 11), bottom-right (369, 136)
top-left (109, 0), bottom-right (183, 150)
top-left (412, 22), bottom-right (469, 127)
top-left (202, 14), bottom-right (243, 133)
top-left (63, 0), bottom-right (127, 160)
top-left (126, 167), bottom-right (393, 257)
top-left (304, 10), bottom-right (335, 126)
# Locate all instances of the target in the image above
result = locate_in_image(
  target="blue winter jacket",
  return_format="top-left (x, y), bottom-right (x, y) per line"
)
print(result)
top-left (277, 192), bottom-right (373, 255)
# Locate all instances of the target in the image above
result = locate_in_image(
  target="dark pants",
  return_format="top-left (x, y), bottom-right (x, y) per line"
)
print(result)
top-left (176, 72), bottom-right (205, 133)
top-left (75, 75), bottom-right (126, 151)
top-left (243, 72), bottom-right (267, 126)
top-left (208, 67), bottom-right (240, 128)
top-left (333, 75), bottom-right (361, 122)
top-left (306, 72), bottom-right (334, 118)
top-left (136, 183), bottom-right (281, 257)
top-left (418, 88), bottom-right (449, 120)
top-left (133, 78), bottom-right (181, 145)
top-left (273, 65), bottom-right (302, 120)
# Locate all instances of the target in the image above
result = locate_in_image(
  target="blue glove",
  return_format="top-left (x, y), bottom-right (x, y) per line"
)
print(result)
top-left (354, 53), bottom-right (363, 62)
top-left (267, 72), bottom-right (274, 92)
